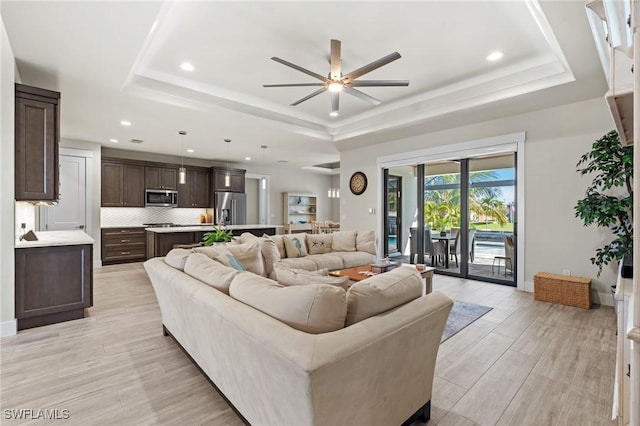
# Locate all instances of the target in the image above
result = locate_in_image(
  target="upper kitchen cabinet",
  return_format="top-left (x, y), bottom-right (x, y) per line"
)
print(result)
top-left (101, 160), bottom-right (145, 207)
top-left (15, 84), bottom-right (60, 202)
top-left (212, 167), bottom-right (245, 193)
top-left (145, 166), bottom-right (178, 190)
top-left (178, 168), bottom-right (210, 208)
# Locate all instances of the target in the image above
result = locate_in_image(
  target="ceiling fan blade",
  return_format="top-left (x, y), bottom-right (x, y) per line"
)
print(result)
top-left (344, 87), bottom-right (381, 105)
top-left (291, 88), bottom-right (327, 106)
top-left (342, 52), bottom-right (402, 81)
top-left (271, 57), bottom-right (328, 83)
top-left (263, 83), bottom-right (326, 87)
top-left (349, 80), bottom-right (409, 87)
top-left (330, 39), bottom-right (341, 80)
top-left (331, 91), bottom-right (339, 114)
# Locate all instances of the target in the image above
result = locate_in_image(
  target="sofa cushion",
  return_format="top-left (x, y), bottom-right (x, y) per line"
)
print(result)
top-left (275, 265), bottom-right (348, 290)
top-left (274, 264), bottom-right (329, 277)
top-left (164, 248), bottom-right (193, 271)
top-left (237, 232), bottom-right (259, 244)
top-left (229, 272), bottom-right (347, 334)
top-left (306, 253), bottom-right (344, 271)
top-left (284, 234), bottom-right (308, 258)
top-left (276, 257), bottom-right (318, 271)
top-left (356, 230), bottom-right (377, 255)
top-left (345, 266), bottom-right (423, 326)
top-left (195, 243), bottom-right (265, 276)
top-left (267, 234), bottom-right (287, 258)
top-left (183, 253), bottom-right (239, 294)
top-left (307, 233), bottom-right (332, 254)
top-left (336, 251), bottom-right (376, 268)
top-left (331, 230), bottom-right (357, 252)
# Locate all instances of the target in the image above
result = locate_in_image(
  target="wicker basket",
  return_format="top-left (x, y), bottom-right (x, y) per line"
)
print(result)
top-left (533, 272), bottom-right (591, 309)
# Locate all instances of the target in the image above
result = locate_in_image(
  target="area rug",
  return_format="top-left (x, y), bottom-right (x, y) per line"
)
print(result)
top-left (441, 301), bottom-right (493, 343)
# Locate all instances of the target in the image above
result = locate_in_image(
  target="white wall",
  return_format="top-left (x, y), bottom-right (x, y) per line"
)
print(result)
top-left (340, 97), bottom-right (618, 305)
top-left (0, 14), bottom-right (16, 336)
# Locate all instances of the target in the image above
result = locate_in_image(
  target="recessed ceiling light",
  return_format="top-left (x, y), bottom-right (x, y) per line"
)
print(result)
top-left (187, 149), bottom-right (194, 153)
top-left (120, 120), bottom-right (131, 126)
top-left (486, 51), bottom-right (504, 61)
top-left (180, 62), bottom-right (194, 72)
top-left (329, 111), bottom-right (339, 117)
top-left (109, 138), bottom-right (119, 143)
top-left (245, 157), bottom-right (251, 161)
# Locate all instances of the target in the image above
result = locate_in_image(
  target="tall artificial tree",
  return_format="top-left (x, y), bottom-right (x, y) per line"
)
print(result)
top-left (575, 130), bottom-right (633, 276)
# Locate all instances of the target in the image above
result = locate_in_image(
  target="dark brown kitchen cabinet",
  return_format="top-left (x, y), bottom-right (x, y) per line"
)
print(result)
top-left (15, 244), bottom-right (93, 330)
top-left (178, 168), bottom-right (210, 208)
top-left (212, 167), bottom-right (245, 193)
top-left (14, 83), bottom-right (60, 202)
top-left (101, 161), bottom-right (144, 207)
top-left (145, 166), bottom-right (178, 190)
top-left (101, 227), bottom-right (146, 265)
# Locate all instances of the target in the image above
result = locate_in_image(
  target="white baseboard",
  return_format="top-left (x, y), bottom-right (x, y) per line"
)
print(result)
top-left (1, 320), bottom-right (17, 337)
top-left (93, 260), bottom-right (102, 269)
top-left (523, 280), bottom-right (534, 292)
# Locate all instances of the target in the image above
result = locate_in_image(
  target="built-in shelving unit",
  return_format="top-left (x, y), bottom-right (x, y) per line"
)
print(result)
top-left (283, 193), bottom-right (317, 234)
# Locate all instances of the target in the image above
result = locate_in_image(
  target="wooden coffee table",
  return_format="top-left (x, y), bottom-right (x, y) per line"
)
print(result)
top-left (329, 264), bottom-right (435, 294)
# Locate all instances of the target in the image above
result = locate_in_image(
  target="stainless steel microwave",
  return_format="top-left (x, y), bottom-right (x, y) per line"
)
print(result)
top-left (145, 189), bottom-right (178, 207)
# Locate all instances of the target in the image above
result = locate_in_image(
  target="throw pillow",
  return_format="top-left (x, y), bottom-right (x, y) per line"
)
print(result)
top-left (267, 234), bottom-right (287, 258)
top-left (275, 265), bottom-right (348, 290)
top-left (164, 248), bottom-right (193, 271)
top-left (183, 253), bottom-right (240, 294)
top-left (355, 230), bottom-right (377, 255)
top-left (229, 272), bottom-right (347, 334)
top-left (307, 233), bottom-right (332, 255)
top-left (283, 234), bottom-right (308, 258)
top-left (345, 266), bottom-right (423, 326)
top-left (197, 243), bottom-right (265, 276)
top-left (331, 230), bottom-right (357, 252)
top-left (259, 238), bottom-right (281, 279)
top-left (237, 232), bottom-right (259, 245)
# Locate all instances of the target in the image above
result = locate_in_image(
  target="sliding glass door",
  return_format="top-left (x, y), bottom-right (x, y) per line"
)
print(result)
top-left (467, 155), bottom-right (516, 284)
top-left (383, 153), bottom-right (516, 286)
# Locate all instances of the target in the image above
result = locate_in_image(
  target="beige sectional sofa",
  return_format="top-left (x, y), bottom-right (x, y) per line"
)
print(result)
top-left (144, 231), bottom-right (453, 426)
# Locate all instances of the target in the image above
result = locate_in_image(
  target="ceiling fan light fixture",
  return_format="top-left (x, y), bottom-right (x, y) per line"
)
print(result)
top-left (328, 82), bottom-right (343, 93)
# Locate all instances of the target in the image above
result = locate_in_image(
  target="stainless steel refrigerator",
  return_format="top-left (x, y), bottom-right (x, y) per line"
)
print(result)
top-left (214, 192), bottom-right (247, 226)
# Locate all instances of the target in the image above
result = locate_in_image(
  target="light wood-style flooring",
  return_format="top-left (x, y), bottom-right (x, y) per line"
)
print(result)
top-left (1, 263), bottom-right (617, 425)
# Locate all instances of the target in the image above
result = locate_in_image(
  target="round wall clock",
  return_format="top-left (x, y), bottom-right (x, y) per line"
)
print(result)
top-left (349, 171), bottom-right (368, 195)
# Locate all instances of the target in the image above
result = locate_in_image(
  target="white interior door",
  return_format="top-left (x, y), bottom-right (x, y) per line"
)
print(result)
top-left (41, 154), bottom-right (86, 231)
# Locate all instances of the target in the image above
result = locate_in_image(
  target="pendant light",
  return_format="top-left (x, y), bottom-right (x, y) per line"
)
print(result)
top-left (224, 139), bottom-right (231, 187)
top-left (178, 130), bottom-right (187, 185)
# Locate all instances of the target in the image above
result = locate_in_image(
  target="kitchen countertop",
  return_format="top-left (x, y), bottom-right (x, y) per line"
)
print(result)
top-left (145, 224), bottom-right (284, 233)
top-left (15, 230), bottom-right (95, 248)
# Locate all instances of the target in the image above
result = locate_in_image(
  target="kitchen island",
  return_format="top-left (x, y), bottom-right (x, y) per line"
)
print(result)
top-left (15, 230), bottom-right (94, 330)
top-left (145, 224), bottom-right (283, 258)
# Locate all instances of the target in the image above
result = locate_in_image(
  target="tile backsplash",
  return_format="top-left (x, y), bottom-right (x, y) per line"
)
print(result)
top-left (100, 207), bottom-right (208, 227)
top-left (15, 203), bottom-right (36, 240)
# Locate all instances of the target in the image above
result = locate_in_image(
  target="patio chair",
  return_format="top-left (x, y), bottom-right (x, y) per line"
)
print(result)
top-left (451, 228), bottom-right (477, 267)
top-left (409, 227), bottom-right (445, 266)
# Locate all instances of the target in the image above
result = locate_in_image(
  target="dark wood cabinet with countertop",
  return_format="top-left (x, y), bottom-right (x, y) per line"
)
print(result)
top-left (178, 168), bottom-right (210, 208)
top-left (212, 167), bottom-right (245, 193)
top-left (15, 83), bottom-right (60, 202)
top-left (145, 166), bottom-right (178, 190)
top-left (15, 244), bottom-right (92, 330)
top-left (101, 227), bottom-right (146, 264)
top-left (101, 161), bottom-right (145, 207)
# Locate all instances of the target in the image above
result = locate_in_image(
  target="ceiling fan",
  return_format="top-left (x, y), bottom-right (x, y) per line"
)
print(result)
top-left (263, 39), bottom-right (409, 116)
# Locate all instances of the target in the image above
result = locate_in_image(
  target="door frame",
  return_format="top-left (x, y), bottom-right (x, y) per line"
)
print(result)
top-left (376, 132), bottom-right (526, 291)
top-left (39, 147), bottom-right (93, 236)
